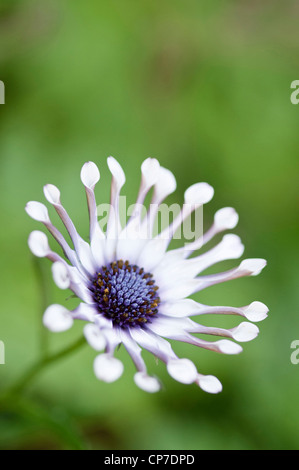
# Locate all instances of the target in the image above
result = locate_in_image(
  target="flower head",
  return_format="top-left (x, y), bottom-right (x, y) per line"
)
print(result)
top-left (26, 157), bottom-right (268, 393)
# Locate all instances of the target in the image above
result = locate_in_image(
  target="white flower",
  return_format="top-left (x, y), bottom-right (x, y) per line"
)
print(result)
top-left (26, 157), bottom-right (268, 394)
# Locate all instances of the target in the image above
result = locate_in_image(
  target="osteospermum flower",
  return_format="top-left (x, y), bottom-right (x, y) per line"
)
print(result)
top-left (25, 157), bottom-right (268, 393)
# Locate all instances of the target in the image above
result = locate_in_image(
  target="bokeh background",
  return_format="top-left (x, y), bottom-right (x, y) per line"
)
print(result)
top-left (0, 0), bottom-right (298, 450)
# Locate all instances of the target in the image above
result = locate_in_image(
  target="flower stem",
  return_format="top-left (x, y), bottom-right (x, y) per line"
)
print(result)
top-left (0, 336), bottom-right (87, 400)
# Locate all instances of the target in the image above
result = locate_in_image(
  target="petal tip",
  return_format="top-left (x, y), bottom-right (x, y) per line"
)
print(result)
top-left (232, 322), bottom-right (259, 342)
top-left (25, 201), bottom-right (49, 223)
top-left (243, 301), bottom-right (269, 322)
top-left (51, 262), bottom-right (70, 289)
top-left (93, 354), bottom-right (124, 383)
top-left (141, 158), bottom-right (161, 186)
top-left (28, 230), bottom-right (49, 257)
top-left (184, 182), bottom-right (214, 206)
top-left (80, 161), bottom-right (100, 188)
top-left (217, 339), bottom-right (243, 355)
top-left (107, 156), bottom-right (126, 187)
top-left (134, 372), bottom-right (161, 393)
top-left (167, 358), bottom-right (197, 384)
top-left (239, 258), bottom-right (267, 276)
top-left (43, 184), bottom-right (61, 205)
top-left (84, 324), bottom-right (106, 351)
top-left (197, 375), bottom-right (223, 394)
top-left (214, 207), bottom-right (239, 230)
top-left (43, 304), bottom-right (73, 332)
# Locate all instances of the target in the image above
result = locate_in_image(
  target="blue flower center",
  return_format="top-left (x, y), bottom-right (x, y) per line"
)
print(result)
top-left (90, 260), bottom-right (160, 328)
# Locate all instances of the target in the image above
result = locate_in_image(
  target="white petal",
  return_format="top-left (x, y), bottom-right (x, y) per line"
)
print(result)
top-left (239, 258), bottom-right (267, 276)
top-left (69, 281), bottom-right (95, 305)
top-left (160, 299), bottom-right (268, 323)
top-left (216, 234), bottom-right (244, 259)
top-left (214, 207), bottom-right (239, 230)
top-left (196, 375), bottom-right (223, 394)
top-left (120, 331), bottom-right (162, 393)
top-left (156, 327), bottom-right (244, 355)
top-left (51, 261), bottom-right (70, 289)
top-left (190, 233), bottom-right (244, 273)
top-left (90, 234), bottom-right (106, 267)
top-left (80, 161), bottom-right (100, 188)
top-left (159, 278), bottom-right (201, 302)
top-left (134, 372), bottom-right (161, 393)
top-left (147, 316), bottom-right (193, 338)
top-left (25, 201), bottom-right (50, 223)
top-left (100, 327), bottom-right (122, 353)
top-left (93, 354), bottom-right (124, 383)
top-left (153, 248), bottom-right (186, 271)
top-left (72, 303), bottom-right (97, 321)
top-left (155, 234), bottom-right (244, 288)
top-left (193, 258), bottom-right (267, 292)
top-left (184, 182), bottom-right (214, 205)
top-left (157, 186), bottom-right (212, 245)
top-left (216, 339), bottom-right (243, 354)
top-left (43, 184), bottom-right (61, 205)
top-left (231, 322), bottom-right (259, 342)
top-left (120, 329), bottom-right (147, 373)
top-left (127, 158), bottom-right (161, 225)
top-left (186, 319), bottom-right (259, 343)
top-left (84, 324), bottom-right (106, 351)
top-left (43, 188), bottom-right (97, 274)
top-left (32, 184), bottom-right (95, 275)
top-left (158, 299), bottom-right (202, 317)
top-left (107, 156), bottom-right (126, 188)
top-left (116, 237), bottom-right (147, 264)
top-left (30, 217), bottom-right (80, 272)
top-left (105, 157), bottom-right (126, 256)
top-left (43, 304), bottom-right (73, 332)
top-left (130, 328), bottom-right (177, 363)
top-left (243, 301), bottom-right (269, 322)
top-left (137, 238), bottom-right (168, 272)
top-left (74, 239), bottom-right (97, 275)
top-left (95, 314), bottom-right (113, 329)
top-left (141, 158), bottom-right (160, 190)
top-left (179, 207), bottom-right (239, 257)
top-left (141, 167), bottom-right (177, 239)
top-left (28, 232), bottom-right (83, 286)
top-left (83, 181), bottom-right (106, 266)
top-left (152, 166), bottom-right (176, 203)
top-left (167, 358), bottom-right (197, 384)
top-left (28, 230), bottom-right (50, 257)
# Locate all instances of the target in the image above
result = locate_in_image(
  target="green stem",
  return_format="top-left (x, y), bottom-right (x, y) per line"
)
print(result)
top-left (1, 336), bottom-right (87, 400)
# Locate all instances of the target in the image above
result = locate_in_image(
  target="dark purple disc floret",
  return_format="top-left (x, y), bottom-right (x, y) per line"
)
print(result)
top-left (90, 260), bottom-right (160, 328)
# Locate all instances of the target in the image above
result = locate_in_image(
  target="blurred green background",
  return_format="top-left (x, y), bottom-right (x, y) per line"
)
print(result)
top-left (0, 0), bottom-right (299, 450)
